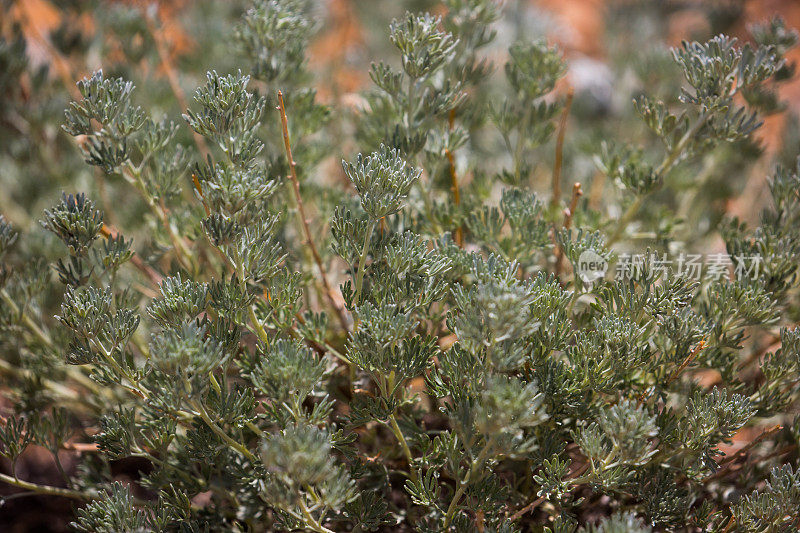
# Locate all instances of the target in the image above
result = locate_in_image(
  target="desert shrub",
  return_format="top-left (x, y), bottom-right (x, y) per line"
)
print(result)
top-left (1, 1), bottom-right (800, 531)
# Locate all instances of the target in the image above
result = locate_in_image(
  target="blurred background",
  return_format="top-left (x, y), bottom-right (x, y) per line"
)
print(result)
top-left (1, 0), bottom-right (798, 530)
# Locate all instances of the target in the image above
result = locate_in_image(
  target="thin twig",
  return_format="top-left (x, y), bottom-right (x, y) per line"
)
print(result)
top-left (156, 197), bottom-right (196, 273)
top-left (588, 170), bottom-right (605, 210)
top-left (191, 173), bottom-right (212, 216)
top-left (702, 424), bottom-right (785, 484)
top-left (737, 333), bottom-right (781, 371)
top-left (608, 111), bottom-right (710, 246)
top-left (446, 108), bottom-right (463, 247)
top-left (638, 340), bottom-right (706, 406)
top-left (720, 424), bottom-right (783, 466)
top-left (62, 441), bottom-right (100, 453)
top-left (476, 509), bottom-right (485, 533)
top-left (443, 438), bottom-right (495, 528)
top-left (353, 221), bottom-right (376, 306)
top-left (551, 87), bottom-right (574, 209)
top-left (445, 148), bottom-right (463, 247)
top-left (563, 182), bottom-right (583, 230)
top-left (143, 9), bottom-right (210, 158)
top-left (100, 224), bottom-right (163, 288)
top-left (14, 2), bottom-right (81, 101)
top-left (548, 86), bottom-right (575, 279)
top-left (0, 472), bottom-right (94, 501)
top-left (665, 340), bottom-right (706, 387)
top-left (721, 516), bottom-right (735, 533)
top-left (758, 443), bottom-right (797, 463)
top-left (388, 413), bottom-right (417, 483)
top-left (509, 495), bottom-right (546, 522)
top-left (277, 91), bottom-right (350, 332)
top-left (554, 183), bottom-right (583, 276)
top-left (120, 163), bottom-right (196, 273)
top-left (509, 462), bottom-right (589, 522)
top-left (192, 400), bottom-right (259, 463)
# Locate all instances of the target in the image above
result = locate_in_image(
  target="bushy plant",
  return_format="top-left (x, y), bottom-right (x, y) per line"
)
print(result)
top-left (1, 1), bottom-right (800, 531)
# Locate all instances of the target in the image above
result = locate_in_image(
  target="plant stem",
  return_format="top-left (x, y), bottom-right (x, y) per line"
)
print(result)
top-left (192, 401), bottom-right (259, 463)
top-left (551, 87), bottom-right (574, 209)
top-left (130, 334), bottom-right (151, 360)
top-left (664, 340), bottom-right (706, 387)
top-left (143, 9), bottom-right (210, 159)
top-left (276, 90), bottom-right (350, 333)
top-left (655, 111), bottom-right (710, 177)
top-left (554, 182), bottom-right (583, 277)
top-left (563, 182), bottom-right (583, 230)
top-left (100, 224), bottom-right (163, 288)
top-left (52, 450), bottom-right (72, 488)
top-left (298, 496), bottom-right (335, 533)
top-left (720, 424), bottom-right (782, 466)
top-left (388, 413), bottom-right (417, 483)
top-left (405, 76), bottom-right (416, 130)
top-left (248, 306), bottom-right (271, 345)
top-left (88, 338), bottom-right (147, 399)
top-left (445, 148), bottom-right (463, 248)
top-left (638, 339), bottom-right (706, 406)
top-left (354, 221), bottom-right (376, 305)
top-left (132, 452), bottom-right (197, 486)
top-left (607, 196), bottom-right (643, 247)
top-left (0, 289), bottom-right (103, 396)
top-left (14, 1), bottom-right (81, 100)
top-left (1, 289), bottom-right (52, 346)
top-left (231, 247), bottom-right (270, 345)
top-left (509, 462), bottom-right (589, 521)
top-left (509, 495), bottom-right (546, 522)
top-left (443, 438), bottom-right (494, 528)
top-left (124, 164), bottom-right (195, 273)
top-left (156, 198), bottom-right (196, 273)
top-left (445, 108), bottom-right (463, 247)
top-left (608, 111), bottom-right (710, 246)
top-left (0, 472), bottom-right (94, 501)
top-left (0, 359), bottom-right (86, 406)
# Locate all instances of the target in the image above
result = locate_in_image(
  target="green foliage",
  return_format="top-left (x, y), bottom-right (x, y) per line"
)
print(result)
top-left (41, 193), bottom-right (104, 256)
top-left (1, 1), bottom-right (799, 532)
top-left (342, 145), bottom-right (420, 220)
top-left (732, 464), bottom-right (800, 532)
top-left (235, 0), bottom-right (313, 84)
